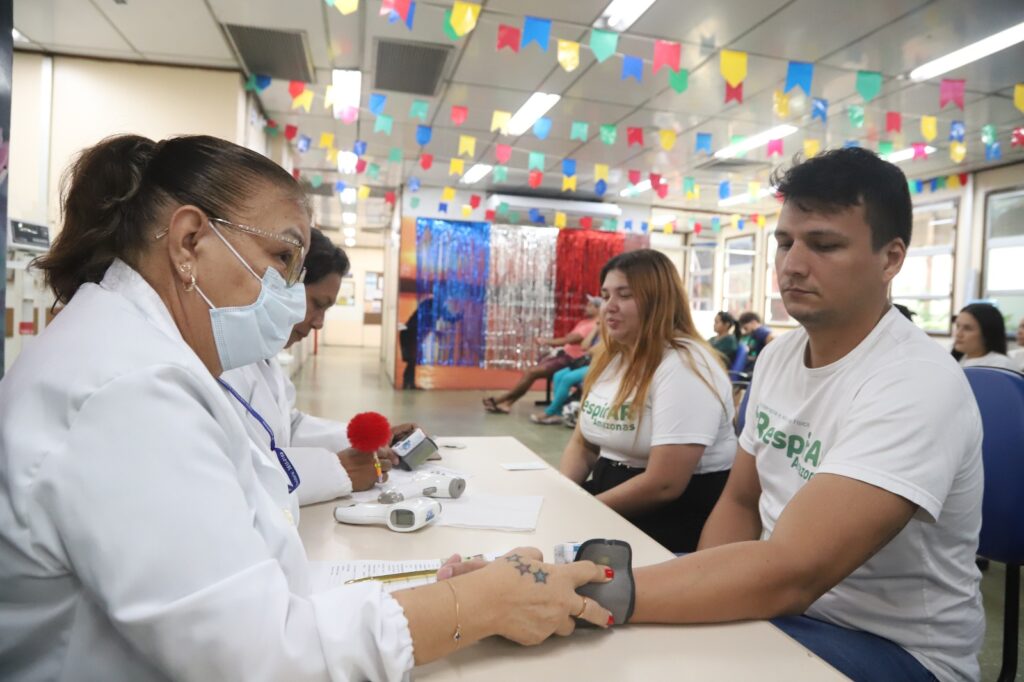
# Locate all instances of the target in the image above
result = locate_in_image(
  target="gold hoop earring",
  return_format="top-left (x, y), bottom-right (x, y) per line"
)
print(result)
top-left (184, 273), bottom-right (196, 293)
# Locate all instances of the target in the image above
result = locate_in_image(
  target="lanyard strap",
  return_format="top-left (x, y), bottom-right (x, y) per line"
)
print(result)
top-left (218, 378), bottom-right (301, 494)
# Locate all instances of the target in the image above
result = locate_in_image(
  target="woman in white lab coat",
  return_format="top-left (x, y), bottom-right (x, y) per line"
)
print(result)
top-left (221, 228), bottom-right (406, 506)
top-left (0, 134), bottom-right (612, 681)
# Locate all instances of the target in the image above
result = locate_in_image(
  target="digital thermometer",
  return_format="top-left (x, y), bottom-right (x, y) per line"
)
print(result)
top-left (333, 497), bottom-right (442, 533)
top-left (377, 471), bottom-right (466, 504)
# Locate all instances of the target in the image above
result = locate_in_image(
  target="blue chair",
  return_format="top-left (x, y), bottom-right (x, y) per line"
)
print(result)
top-left (964, 367), bottom-right (1024, 682)
top-left (735, 382), bottom-right (751, 436)
top-left (729, 342), bottom-right (750, 385)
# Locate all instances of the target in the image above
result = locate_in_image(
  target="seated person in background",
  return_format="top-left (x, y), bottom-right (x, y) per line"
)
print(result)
top-left (530, 322), bottom-right (601, 425)
top-left (1012, 317), bottom-right (1024, 371)
top-left (737, 312), bottom-right (774, 368)
top-left (951, 302), bottom-right (1019, 372)
top-left (708, 311), bottom-right (739, 366)
top-left (626, 148), bottom-right (983, 682)
top-left (483, 296), bottom-right (601, 414)
top-left (221, 228), bottom-right (417, 505)
top-left (558, 250), bottom-right (736, 553)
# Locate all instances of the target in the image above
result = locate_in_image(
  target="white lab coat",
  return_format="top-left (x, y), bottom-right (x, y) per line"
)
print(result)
top-left (220, 359), bottom-right (354, 507)
top-left (0, 260), bottom-right (413, 681)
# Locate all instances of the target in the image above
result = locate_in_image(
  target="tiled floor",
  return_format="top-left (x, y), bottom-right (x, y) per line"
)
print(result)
top-left (293, 346), bottom-right (1022, 681)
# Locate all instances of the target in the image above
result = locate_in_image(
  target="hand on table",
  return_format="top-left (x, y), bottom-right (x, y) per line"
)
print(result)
top-left (338, 448), bottom-right (392, 491)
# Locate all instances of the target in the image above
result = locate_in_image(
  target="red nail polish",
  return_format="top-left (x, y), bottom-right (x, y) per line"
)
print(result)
top-left (607, 615), bottom-right (615, 626)
top-left (604, 567), bottom-right (614, 579)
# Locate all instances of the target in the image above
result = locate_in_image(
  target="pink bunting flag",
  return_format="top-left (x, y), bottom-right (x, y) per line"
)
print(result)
top-left (939, 79), bottom-right (965, 110)
top-left (355, 158), bottom-right (368, 173)
top-left (469, 194), bottom-right (481, 209)
top-left (495, 144), bottom-right (512, 163)
top-left (725, 81), bottom-right (743, 103)
top-left (626, 127), bottom-right (644, 147)
top-left (911, 142), bottom-right (928, 160)
top-left (528, 170), bottom-right (543, 188)
top-left (496, 24), bottom-right (520, 52)
top-left (381, 0), bottom-right (411, 21)
top-left (485, 209), bottom-right (496, 221)
top-left (628, 169), bottom-right (641, 185)
top-left (340, 106), bottom-right (359, 124)
top-left (451, 105), bottom-right (468, 126)
top-left (652, 40), bottom-right (681, 75)
top-left (885, 111), bottom-right (902, 133)
top-left (655, 181), bottom-right (669, 199)
top-left (419, 154), bottom-right (433, 170)
top-left (766, 138), bottom-right (783, 157)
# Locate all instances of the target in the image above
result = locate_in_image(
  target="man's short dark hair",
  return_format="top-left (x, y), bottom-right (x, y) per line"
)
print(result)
top-left (770, 147), bottom-right (912, 251)
top-left (303, 227), bottom-right (350, 285)
top-left (738, 312), bottom-right (761, 326)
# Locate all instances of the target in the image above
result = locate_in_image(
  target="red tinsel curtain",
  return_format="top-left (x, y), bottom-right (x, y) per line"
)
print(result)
top-left (553, 230), bottom-right (624, 336)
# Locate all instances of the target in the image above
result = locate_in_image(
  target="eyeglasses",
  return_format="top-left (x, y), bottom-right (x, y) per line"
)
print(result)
top-left (155, 216), bottom-right (308, 286)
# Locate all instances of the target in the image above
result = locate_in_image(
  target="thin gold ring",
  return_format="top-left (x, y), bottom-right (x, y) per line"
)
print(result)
top-left (574, 597), bottom-right (588, 619)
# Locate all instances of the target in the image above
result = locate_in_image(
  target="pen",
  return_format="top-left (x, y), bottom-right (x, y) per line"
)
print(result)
top-left (345, 568), bottom-right (438, 584)
top-left (373, 451), bottom-right (384, 484)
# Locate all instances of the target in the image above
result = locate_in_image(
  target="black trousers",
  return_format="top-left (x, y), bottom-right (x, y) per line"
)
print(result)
top-left (583, 458), bottom-right (730, 553)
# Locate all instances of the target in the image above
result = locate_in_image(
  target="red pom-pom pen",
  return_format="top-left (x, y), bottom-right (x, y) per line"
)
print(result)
top-left (347, 412), bottom-right (393, 484)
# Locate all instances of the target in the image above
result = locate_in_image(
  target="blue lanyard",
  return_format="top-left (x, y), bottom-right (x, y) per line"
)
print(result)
top-left (217, 378), bottom-right (301, 494)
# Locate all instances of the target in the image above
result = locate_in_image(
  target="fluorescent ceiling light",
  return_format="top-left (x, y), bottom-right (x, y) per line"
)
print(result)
top-left (342, 212), bottom-right (357, 225)
top-left (909, 21), bottom-right (1024, 81)
top-left (343, 227), bottom-right (357, 237)
top-left (340, 187), bottom-right (357, 205)
top-left (714, 125), bottom-right (799, 159)
top-left (594, 0), bottom-right (657, 32)
top-left (507, 93), bottom-right (561, 136)
top-left (344, 237), bottom-right (357, 248)
top-left (882, 145), bottom-right (936, 164)
top-left (11, 28), bottom-right (30, 43)
top-left (619, 179), bottom-right (652, 197)
top-left (331, 69), bottom-right (362, 120)
top-left (461, 163), bottom-right (493, 184)
top-left (718, 186), bottom-right (776, 208)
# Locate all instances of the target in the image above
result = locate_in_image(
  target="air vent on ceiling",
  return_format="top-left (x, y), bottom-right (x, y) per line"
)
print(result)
top-left (374, 38), bottom-right (452, 95)
top-left (694, 157), bottom-right (772, 173)
top-left (223, 24), bottom-right (314, 83)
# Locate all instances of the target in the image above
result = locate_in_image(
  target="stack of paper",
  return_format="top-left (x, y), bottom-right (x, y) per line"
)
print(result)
top-left (436, 495), bottom-right (543, 531)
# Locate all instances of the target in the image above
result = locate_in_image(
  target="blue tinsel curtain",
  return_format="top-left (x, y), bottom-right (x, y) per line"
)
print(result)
top-left (415, 218), bottom-right (490, 367)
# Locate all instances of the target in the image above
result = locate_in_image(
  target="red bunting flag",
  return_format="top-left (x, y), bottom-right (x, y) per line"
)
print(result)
top-left (384, 190), bottom-right (396, 205)
top-left (649, 172), bottom-right (661, 188)
top-left (628, 169), bottom-right (641, 185)
top-left (420, 153), bottom-right (433, 170)
top-left (485, 209), bottom-right (496, 221)
top-left (652, 40), bottom-right (681, 75)
top-left (1012, 127), bottom-right (1024, 147)
top-left (528, 170), bottom-right (543, 188)
top-left (381, 0), bottom-right (411, 21)
top-left (469, 194), bottom-right (481, 209)
top-left (288, 81), bottom-right (306, 98)
top-left (356, 158), bottom-right (368, 173)
top-left (451, 105), bottom-right (468, 126)
top-left (885, 111), bottom-right (902, 133)
top-left (284, 124), bottom-right (298, 141)
top-left (655, 182), bottom-right (669, 199)
top-left (693, 222), bottom-right (702, 235)
top-left (496, 24), bottom-right (521, 52)
top-left (939, 79), bottom-right (965, 109)
top-left (292, 168), bottom-right (301, 180)
top-left (495, 144), bottom-right (512, 163)
top-left (958, 173), bottom-right (968, 186)
top-left (626, 127), bottom-right (644, 147)
top-left (580, 216), bottom-right (593, 229)
top-left (725, 81), bottom-right (743, 103)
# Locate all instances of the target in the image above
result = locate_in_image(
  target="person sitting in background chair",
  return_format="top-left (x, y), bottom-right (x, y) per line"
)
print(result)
top-left (530, 323), bottom-right (601, 425)
top-left (483, 296), bottom-right (601, 414)
top-left (737, 311), bottom-right (774, 370)
top-left (952, 303), bottom-right (1020, 372)
top-left (708, 311), bottom-right (739, 366)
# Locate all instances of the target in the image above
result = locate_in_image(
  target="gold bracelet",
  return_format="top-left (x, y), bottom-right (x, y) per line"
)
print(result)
top-left (444, 580), bottom-right (462, 647)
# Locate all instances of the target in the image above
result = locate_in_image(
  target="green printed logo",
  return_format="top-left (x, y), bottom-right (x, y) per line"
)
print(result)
top-left (756, 410), bottom-right (822, 481)
top-left (582, 398), bottom-right (637, 433)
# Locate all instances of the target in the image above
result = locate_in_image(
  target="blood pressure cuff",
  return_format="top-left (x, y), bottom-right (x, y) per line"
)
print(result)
top-left (392, 428), bottom-right (438, 470)
top-left (574, 539), bottom-right (635, 625)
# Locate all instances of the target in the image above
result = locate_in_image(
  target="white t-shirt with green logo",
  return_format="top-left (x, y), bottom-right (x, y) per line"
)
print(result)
top-left (580, 340), bottom-right (736, 473)
top-left (740, 307), bottom-right (984, 682)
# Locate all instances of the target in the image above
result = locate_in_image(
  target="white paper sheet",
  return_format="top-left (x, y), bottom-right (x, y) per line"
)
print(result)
top-left (309, 559), bottom-right (442, 593)
top-left (436, 495), bottom-right (544, 531)
top-left (500, 462), bottom-right (548, 471)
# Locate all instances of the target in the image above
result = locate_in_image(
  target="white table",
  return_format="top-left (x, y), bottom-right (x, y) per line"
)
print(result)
top-left (299, 436), bottom-right (846, 681)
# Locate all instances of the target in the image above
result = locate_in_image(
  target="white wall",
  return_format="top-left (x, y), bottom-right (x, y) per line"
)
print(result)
top-left (322, 245), bottom-right (385, 348)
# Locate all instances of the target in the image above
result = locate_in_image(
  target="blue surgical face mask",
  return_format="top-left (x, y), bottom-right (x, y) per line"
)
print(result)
top-left (195, 221), bottom-right (307, 372)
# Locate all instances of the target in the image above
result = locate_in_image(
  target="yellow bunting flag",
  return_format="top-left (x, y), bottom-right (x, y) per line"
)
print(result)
top-left (333, 0), bottom-right (358, 15)
top-left (748, 181), bottom-right (761, 197)
top-left (773, 90), bottom-right (789, 118)
top-left (687, 184), bottom-right (700, 200)
top-left (947, 174), bottom-right (961, 189)
top-left (554, 211), bottom-right (567, 228)
top-left (658, 129), bottom-right (677, 151)
top-left (1015, 83), bottom-right (1024, 114)
top-left (357, 185), bottom-right (370, 199)
top-left (449, 158), bottom-right (465, 176)
top-left (291, 90), bottom-right (314, 112)
top-left (803, 138), bottom-right (821, 158)
top-left (450, 1), bottom-right (481, 36)
top-left (491, 110), bottom-right (511, 134)
top-left (319, 132), bottom-right (335, 149)
top-left (663, 222), bottom-right (674, 235)
top-left (920, 115), bottom-right (937, 142)
top-left (757, 214), bottom-right (766, 228)
top-left (594, 163), bottom-right (609, 181)
top-left (326, 147), bottom-right (339, 163)
top-left (323, 85), bottom-right (337, 110)
top-left (461, 204), bottom-right (473, 217)
top-left (950, 141), bottom-right (966, 163)
top-left (557, 40), bottom-right (580, 72)
top-left (441, 186), bottom-right (456, 202)
top-left (458, 135), bottom-right (476, 157)
top-left (731, 214), bottom-right (740, 228)
top-left (562, 175), bottom-right (577, 191)
top-left (720, 49), bottom-right (748, 87)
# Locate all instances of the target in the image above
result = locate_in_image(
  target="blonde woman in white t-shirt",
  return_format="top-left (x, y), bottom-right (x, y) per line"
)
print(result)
top-left (558, 249), bottom-right (736, 553)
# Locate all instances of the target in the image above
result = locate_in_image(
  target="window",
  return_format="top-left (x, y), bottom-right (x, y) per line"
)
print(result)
top-left (763, 232), bottom-right (793, 325)
top-left (891, 201), bottom-right (957, 333)
top-left (722, 235), bottom-right (755, 317)
top-left (687, 235), bottom-right (716, 312)
top-left (983, 188), bottom-right (1024, 329)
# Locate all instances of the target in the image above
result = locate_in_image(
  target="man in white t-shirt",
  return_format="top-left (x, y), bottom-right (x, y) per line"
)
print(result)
top-left (627, 148), bottom-right (984, 681)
